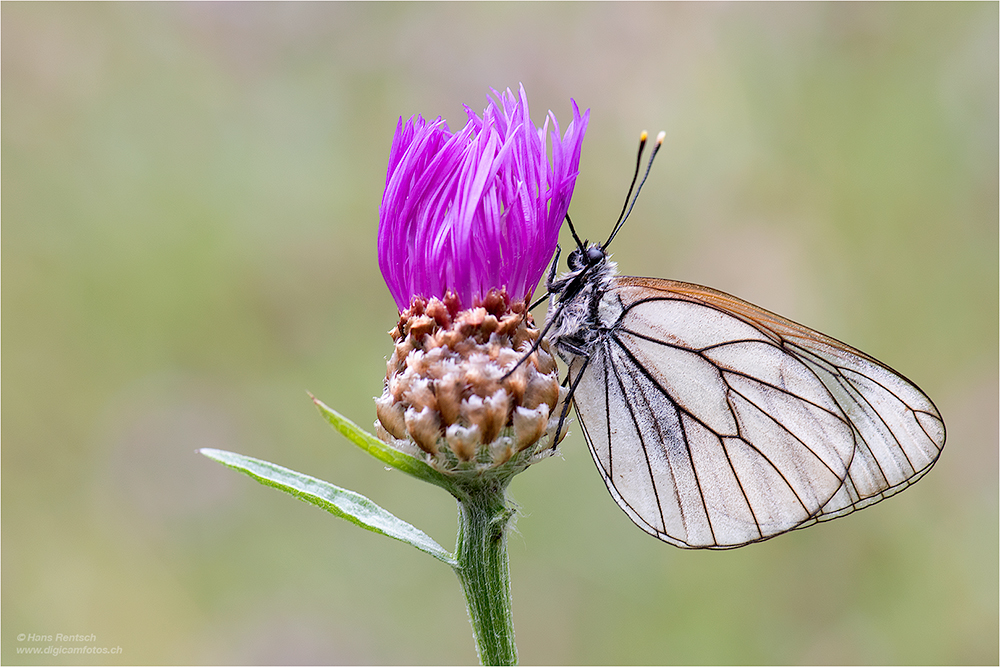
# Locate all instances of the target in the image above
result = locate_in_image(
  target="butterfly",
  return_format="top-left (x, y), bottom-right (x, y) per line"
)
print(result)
top-left (536, 131), bottom-right (945, 549)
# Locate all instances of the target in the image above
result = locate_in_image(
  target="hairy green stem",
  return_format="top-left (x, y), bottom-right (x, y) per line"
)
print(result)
top-left (453, 483), bottom-right (518, 666)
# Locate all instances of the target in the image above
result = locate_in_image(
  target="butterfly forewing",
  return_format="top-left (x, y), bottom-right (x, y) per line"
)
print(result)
top-left (568, 276), bottom-right (945, 549)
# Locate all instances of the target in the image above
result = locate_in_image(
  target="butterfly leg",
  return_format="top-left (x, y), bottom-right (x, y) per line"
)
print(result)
top-left (527, 246), bottom-right (562, 313)
top-left (544, 244), bottom-right (562, 291)
top-left (549, 354), bottom-right (591, 448)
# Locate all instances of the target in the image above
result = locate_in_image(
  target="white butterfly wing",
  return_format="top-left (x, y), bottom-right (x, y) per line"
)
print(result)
top-left (569, 277), bottom-right (945, 549)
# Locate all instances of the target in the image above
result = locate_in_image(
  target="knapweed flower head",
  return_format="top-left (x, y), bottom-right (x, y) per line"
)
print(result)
top-left (375, 86), bottom-right (588, 476)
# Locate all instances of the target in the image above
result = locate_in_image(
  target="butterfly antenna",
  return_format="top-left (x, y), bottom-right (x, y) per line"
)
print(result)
top-left (615, 131), bottom-right (648, 227)
top-left (564, 212), bottom-right (586, 251)
top-left (603, 130), bottom-right (665, 250)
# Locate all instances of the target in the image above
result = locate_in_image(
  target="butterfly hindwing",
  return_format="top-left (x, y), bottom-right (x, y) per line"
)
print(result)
top-left (568, 277), bottom-right (945, 549)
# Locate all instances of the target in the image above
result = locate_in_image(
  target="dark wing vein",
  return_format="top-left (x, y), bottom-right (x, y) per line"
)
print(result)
top-left (611, 331), bottom-right (833, 541)
top-left (789, 346), bottom-right (901, 486)
top-left (620, 325), bottom-right (851, 426)
top-left (605, 338), bottom-right (671, 535)
top-left (614, 329), bottom-right (846, 498)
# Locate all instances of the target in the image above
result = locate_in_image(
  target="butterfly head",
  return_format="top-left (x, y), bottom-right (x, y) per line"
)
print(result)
top-left (566, 243), bottom-right (607, 272)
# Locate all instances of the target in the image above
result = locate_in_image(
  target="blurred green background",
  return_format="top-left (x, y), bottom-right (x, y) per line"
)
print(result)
top-left (3, 3), bottom-right (997, 664)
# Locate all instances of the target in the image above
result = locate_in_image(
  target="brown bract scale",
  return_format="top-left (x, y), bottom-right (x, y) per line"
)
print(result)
top-left (375, 289), bottom-right (566, 473)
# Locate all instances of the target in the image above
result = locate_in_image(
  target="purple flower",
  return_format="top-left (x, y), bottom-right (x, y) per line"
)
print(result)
top-left (378, 85), bottom-right (589, 312)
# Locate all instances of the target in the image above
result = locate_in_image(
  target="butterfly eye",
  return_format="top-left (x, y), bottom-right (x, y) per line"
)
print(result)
top-left (586, 246), bottom-right (604, 265)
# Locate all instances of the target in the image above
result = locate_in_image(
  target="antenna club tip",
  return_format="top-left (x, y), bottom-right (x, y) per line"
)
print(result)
top-left (640, 130), bottom-right (648, 141)
top-left (656, 130), bottom-right (666, 145)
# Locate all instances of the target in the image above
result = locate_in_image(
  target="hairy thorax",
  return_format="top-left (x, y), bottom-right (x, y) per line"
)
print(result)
top-left (546, 258), bottom-right (622, 362)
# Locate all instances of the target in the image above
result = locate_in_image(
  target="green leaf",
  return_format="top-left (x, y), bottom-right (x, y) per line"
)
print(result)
top-left (309, 394), bottom-right (455, 493)
top-left (199, 448), bottom-right (457, 567)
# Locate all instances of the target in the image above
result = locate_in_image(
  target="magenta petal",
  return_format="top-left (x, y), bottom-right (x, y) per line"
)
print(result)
top-left (377, 85), bottom-right (589, 312)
